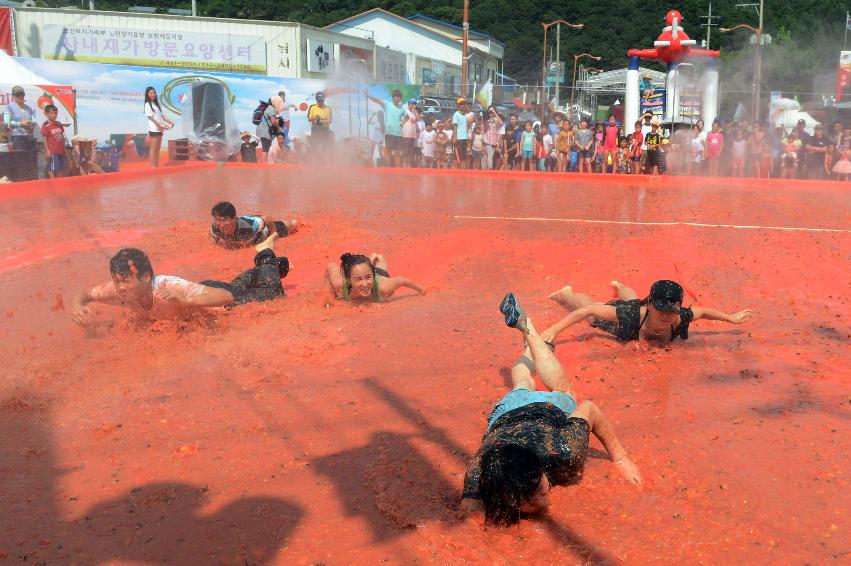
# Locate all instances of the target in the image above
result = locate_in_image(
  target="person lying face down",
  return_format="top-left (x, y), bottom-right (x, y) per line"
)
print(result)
top-left (209, 201), bottom-right (299, 250)
top-left (545, 279), bottom-right (753, 345)
top-left (460, 293), bottom-right (641, 526)
top-left (323, 252), bottom-right (425, 305)
top-left (70, 234), bottom-right (289, 325)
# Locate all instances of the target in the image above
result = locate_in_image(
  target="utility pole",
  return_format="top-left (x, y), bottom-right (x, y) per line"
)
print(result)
top-left (192, 0), bottom-right (197, 17)
top-left (554, 23), bottom-right (561, 108)
top-left (462, 0), bottom-right (469, 99)
top-left (754, 0), bottom-right (764, 124)
top-left (700, 2), bottom-right (720, 49)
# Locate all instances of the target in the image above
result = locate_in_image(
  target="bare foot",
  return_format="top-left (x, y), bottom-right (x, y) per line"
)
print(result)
top-left (611, 280), bottom-right (626, 298)
top-left (287, 219), bottom-right (299, 233)
top-left (615, 455), bottom-right (642, 485)
top-left (255, 231), bottom-right (278, 253)
top-left (548, 284), bottom-right (573, 305)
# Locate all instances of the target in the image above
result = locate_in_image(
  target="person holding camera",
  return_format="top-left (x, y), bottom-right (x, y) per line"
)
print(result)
top-left (481, 105), bottom-right (503, 170)
top-left (307, 92), bottom-right (333, 150)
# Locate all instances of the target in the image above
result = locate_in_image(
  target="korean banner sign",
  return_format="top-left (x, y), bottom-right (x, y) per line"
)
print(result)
top-left (41, 25), bottom-right (266, 73)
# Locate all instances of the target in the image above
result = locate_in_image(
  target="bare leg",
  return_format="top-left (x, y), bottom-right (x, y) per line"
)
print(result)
top-left (510, 345), bottom-right (536, 391)
top-left (254, 231), bottom-right (278, 253)
top-left (370, 253), bottom-right (388, 272)
top-left (548, 284), bottom-right (594, 310)
top-left (512, 316), bottom-right (575, 398)
top-left (611, 280), bottom-right (638, 300)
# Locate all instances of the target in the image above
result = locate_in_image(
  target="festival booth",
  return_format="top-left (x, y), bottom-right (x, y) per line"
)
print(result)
top-left (0, 51), bottom-right (77, 181)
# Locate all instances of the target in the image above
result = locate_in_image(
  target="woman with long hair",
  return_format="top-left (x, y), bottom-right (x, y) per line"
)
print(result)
top-left (144, 86), bottom-right (173, 168)
top-left (323, 253), bottom-right (424, 305)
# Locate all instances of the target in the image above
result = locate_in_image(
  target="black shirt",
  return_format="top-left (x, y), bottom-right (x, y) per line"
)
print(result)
top-left (645, 132), bottom-right (663, 151)
top-left (591, 299), bottom-right (694, 342)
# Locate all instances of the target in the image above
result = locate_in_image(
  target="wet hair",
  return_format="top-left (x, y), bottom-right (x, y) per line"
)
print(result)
top-left (144, 87), bottom-right (162, 112)
top-left (44, 104), bottom-right (58, 113)
top-left (109, 248), bottom-right (153, 280)
top-left (340, 253), bottom-right (373, 279)
top-left (211, 201), bottom-right (236, 218)
top-left (479, 443), bottom-right (544, 526)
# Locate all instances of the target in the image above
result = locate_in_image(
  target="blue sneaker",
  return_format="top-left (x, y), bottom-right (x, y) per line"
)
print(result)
top-left (499, 292), bottom-right (527, 332)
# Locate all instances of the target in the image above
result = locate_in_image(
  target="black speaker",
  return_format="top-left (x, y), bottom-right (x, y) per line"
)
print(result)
top-left (191, 81), bottom-right (227, 139)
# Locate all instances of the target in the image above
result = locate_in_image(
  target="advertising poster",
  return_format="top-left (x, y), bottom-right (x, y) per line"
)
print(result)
top-left (837, 51), bottom-right (851, 101)
top-left (0, 83), bottom-right (76, 129)
top-left (640, 84), bottom-right (666, 119)
top-left (14, 56), bottom-right (419, 145)
top-left (41, 25), bottom-right (267, 73)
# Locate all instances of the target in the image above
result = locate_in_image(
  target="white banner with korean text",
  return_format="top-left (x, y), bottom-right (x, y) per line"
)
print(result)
top-left (40, 25), bottom-right (266, 73)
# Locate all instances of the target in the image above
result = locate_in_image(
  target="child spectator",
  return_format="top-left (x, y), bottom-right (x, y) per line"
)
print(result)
top-left (705, 121), bottom-right (724, 176)
top-left (628, 122), bottom-right (643, 174)
top-left (434, 122), bottom-right (450, 169)
top-left (615, 136), bottom-right (629, 174)
top-left (575, 119), bottom-right (593, 173)
top-left (601, 116), bottom-right (620, 175)
top-left (239, 131), bottom-right (259, 163)
top-left (593, 123), bottom-right (605, 172)
top-left (687, 124), bottom-right (704, 176)
top-left (831, 138), bottom-right (851, 180)
top-left (780, 131), bottom-right (801, 178)
top-left (731, 128), bottom-right (747, 177)
top-left (748, 126), bottom-right (771, 178)
top-left (556, 121), bottom-right (572, 172)
top-left (519, 121), bottom-right (536, 171)
top-left (419, 120), bottom-right (437, 168)
top-left (658, 138), bottom-right (669, 175)
top-left (470, 118), bottom-right (484, 170)
top-left (541, 127), bottom-right (554, 172)
top-left (643, 120), bottom-right (663, 175)
top-left (40, 104), bottom-right (66, 179)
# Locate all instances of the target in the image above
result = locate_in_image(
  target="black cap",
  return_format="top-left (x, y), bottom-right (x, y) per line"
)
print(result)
top-left (649, 280), bottom-right (683, 312)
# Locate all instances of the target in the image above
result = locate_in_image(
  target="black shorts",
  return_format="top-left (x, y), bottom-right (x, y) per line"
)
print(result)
top-left (645, 150), bottom-right (660, 168)
top-left (579, 149), bottom-right (592, 159)
top-left (148, 131), bottom-right (163, 138)
top-left (401, 137), bottom-right (416, 154)
top-left (385, 135), bottom-right (403, 152)
top-left (260, 137), bottom-right (272, 153)
top-left (456, 139), bottom-right (468, 160)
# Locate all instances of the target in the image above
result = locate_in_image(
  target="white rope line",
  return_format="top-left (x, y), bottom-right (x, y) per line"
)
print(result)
top-left (451, 215), bottom-right (850, 234)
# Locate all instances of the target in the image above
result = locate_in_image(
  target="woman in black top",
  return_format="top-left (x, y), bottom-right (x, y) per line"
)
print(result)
top-left (543, 280), bottom-right (753, 345)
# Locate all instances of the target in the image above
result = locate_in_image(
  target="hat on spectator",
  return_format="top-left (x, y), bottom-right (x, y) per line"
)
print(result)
top-left (11, 86), bottom-right (24, 95)
top-left (456, 97), bottom-right (466, 105)
top-left (651, 119), bottom-right (661, 126)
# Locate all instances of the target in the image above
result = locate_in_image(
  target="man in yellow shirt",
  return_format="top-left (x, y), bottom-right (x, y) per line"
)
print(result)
top-left (307, 91), bottom-right (333, 150)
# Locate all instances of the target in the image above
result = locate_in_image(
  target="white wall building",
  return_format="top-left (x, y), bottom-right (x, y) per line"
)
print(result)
top-left (326, 8), bottom-right (504, 96)
top-left (10, 7), bottom-right (376, 80)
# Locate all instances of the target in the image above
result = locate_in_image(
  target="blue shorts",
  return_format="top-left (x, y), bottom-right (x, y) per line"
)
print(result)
top-left (48, 153), bottom-right (66, 172)
top-left (487, 389), bottom-right (577, 430)
top-left (521, 149), bottom-right (534, 159)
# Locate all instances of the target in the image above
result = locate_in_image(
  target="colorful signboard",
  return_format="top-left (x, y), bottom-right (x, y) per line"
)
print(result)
top-left (41, 25), bottom-right (267, 73)
top-left (837, 51), bottom-right (851, 101)
top-left (0, 83), bottom-right (76, 137)
top-left (640, 85), bottom-right (666, 119)
top-left (13, 56), bottom-right (418, 145)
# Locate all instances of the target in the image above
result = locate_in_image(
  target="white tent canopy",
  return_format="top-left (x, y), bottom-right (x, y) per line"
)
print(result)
top-left (0, 51), bottom-right (53, 85)
top-left (768, 97), bottom-right (819, 135)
